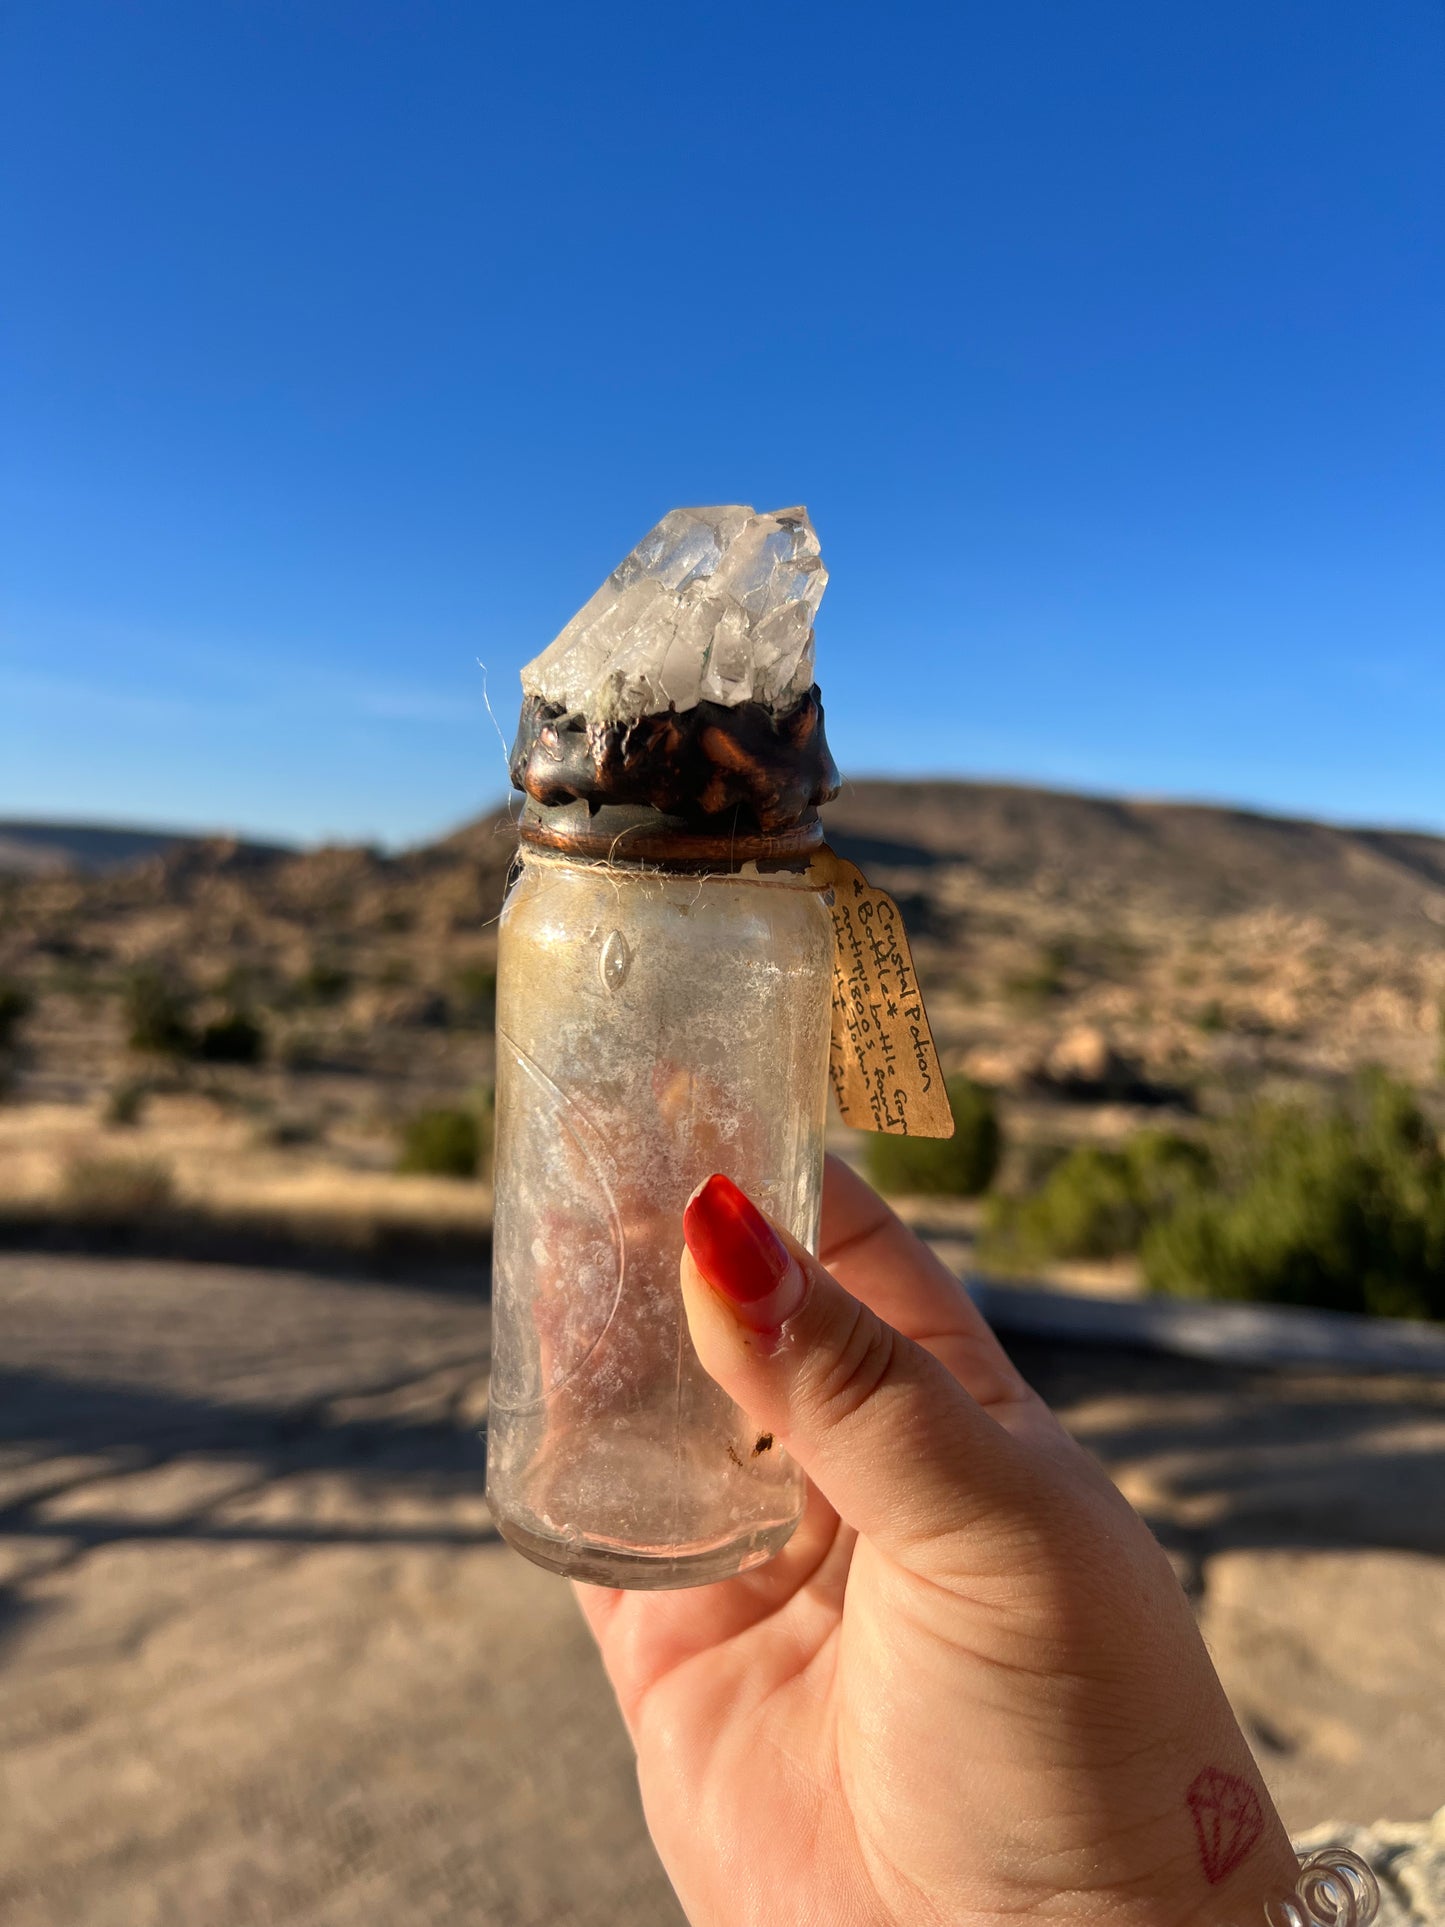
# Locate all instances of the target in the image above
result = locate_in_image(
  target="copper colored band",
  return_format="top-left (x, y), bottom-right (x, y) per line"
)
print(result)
top-left (517, 812), bottom-right (824, 871)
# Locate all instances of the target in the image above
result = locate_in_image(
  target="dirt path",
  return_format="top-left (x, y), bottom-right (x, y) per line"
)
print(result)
top-left (2, 1254), bottom-right (1443, 1924)
top-left (1009, 1336), bottom-right (1445, 1828)
top-left (0, 1255), bottom-right (682, 1927)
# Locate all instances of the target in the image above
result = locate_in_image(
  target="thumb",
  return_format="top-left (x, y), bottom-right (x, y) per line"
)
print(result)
top-left (681, 1174), bottom-right (1035, 1569)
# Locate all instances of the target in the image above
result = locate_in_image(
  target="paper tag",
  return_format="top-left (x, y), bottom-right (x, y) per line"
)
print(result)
top-left (810, 847), bottom-right (955, 1138)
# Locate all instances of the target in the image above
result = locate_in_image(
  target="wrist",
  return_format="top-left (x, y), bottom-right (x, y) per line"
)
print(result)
top-left (1168, 1850), bottom-right (1303, 1927)
top-left (1141, 1756), bottom-right (1300, 1927)
top-left (1067, 1759), bottom-right (1303, 1927)
top-left (1169, 1846), bottom-right (1380, 1927)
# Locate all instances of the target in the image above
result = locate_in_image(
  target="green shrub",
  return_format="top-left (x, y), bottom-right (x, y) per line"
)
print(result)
top-left (1196, 999), bottom-right (1227, 1034)
top-left (0, 978), bottom-right (32, 1047)
top-left (62, 1154), bottom-right (175, 1218)
top-left (1087, 931), bottom-right (1146, 981)
top-left (1002, 945), bottom-right (1069, 1010)
top-left (1143, 1074), bottom-right (1445, 1321)
top-left (124, 970), bottom-right (195, 1056)
top-left (195, 1009), bottom-right (266, 1064)
top-left (471, 1083), bottom-right (496, 1171)
top-left (279, 1029), bottom-right (326, 1072)
top-left (397, 1107), bottom-right (483, 1179)
top-left (255, 1113), bottom-right (321, 1148)
top-left (983, 1131), bottom-right (1211, 1268)
top-left (977, 1075), bottom-right (1445, 1318)
top-left (217, 962), bottom-right (288, 1010)
top-left (294, 959), bottom-right (351, 1006)
top-left (451, 964), bottom-right (497, 1026)
top-left (105, 1079), bottom-right (149, 1128)
top-left (863, 1077), bottom-right (1002, 1198)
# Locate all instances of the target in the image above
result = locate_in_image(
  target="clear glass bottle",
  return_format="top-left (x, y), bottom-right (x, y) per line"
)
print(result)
top-left (485, 844), bottom-right (833, 1588)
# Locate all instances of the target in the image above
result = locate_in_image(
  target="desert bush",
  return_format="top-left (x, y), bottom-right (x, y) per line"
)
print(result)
top-left (451, 964), bottom-right (497, 1027)
top-left (104, 1079), bottom-right (149, 1128)
top-left (470, 1083), bottom-right (496, 1171)
top-left (0, 978), bottom-right (33, 1046)
top-left (293, 959), bottom-right (352, 1006)
top-left (217, 962), bottom-right (287, 1009)
top-left (1002, 946), bottom-right (1069, 1010)
top-left (397, 1107), bottom-right (483, 1179)
top-left (983, 1131), bottom-right (1211, 1268)
top-left (124, 970), bottom-right (195, 1056)
top-left (62, 1154), bottom-right (175, 1219)
top-left (977, 1074), bottom-right (1445, 1318)
top-left (277, 1027), bottom-right (368, 1073)
top-left (278, 1028), bottom-right (326, 1071)
top-left (195, 1009), bottom-right (266, 1064)
top-left (1144, 1073), bottom-right (1445, 1321)
top-left (863, 1077), bottom-right (1002, 1198)
top-left (1086, 930), bottom-right (1146, 981)
top-left (254, 1113), bottom-right (322, 1148)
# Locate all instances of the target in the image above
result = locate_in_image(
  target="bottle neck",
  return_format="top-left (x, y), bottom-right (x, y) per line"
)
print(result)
top-left (516, 798), bottom-right (825, 874)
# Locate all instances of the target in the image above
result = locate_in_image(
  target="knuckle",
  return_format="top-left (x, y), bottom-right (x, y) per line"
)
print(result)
top-left (797, 1299), bottom-right (899, 1431)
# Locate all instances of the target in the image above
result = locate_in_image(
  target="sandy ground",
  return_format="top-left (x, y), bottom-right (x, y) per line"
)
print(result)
top-left (0, 1097), bottom-right (496, 1235)
top-left (2, 1253), bottom-right (1443, 1926)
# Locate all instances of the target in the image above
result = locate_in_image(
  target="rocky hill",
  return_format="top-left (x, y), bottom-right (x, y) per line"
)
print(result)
top-left (823, 781), bottom-right (1445, 936)
top-left (11, 779), bottom-right (1445, 931)
top-left (0, 821), bottom-right (293, 878)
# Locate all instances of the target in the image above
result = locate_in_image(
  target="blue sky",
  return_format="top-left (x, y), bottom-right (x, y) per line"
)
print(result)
top-left (2, 0), bottom-right (1442, 847)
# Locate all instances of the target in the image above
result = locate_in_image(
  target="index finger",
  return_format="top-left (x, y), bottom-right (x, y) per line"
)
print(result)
top-left (819, 1154), bottom-right (1030, 1413)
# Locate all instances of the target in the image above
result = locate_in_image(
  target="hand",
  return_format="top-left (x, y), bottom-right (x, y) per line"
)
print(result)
top-left (574, 1158), bottom-right (1300, 1927)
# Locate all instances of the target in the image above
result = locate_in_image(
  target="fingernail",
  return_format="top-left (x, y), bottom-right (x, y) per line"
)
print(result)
top-left (683, 1175), bottom-right (807, 1335)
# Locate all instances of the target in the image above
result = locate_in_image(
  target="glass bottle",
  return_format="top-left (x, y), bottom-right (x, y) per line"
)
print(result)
top-left (485, 834), bottom-right (833, 1589)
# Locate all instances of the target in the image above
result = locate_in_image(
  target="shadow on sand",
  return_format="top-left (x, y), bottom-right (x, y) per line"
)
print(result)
top-left (1008, 1334), bottom-right (1445, 1575)
top-left (0, 1357), bottom-right (498, 1664)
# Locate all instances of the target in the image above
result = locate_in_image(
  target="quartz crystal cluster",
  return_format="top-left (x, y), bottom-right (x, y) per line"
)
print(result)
top-left (521, 505), bottom-right (827, 725)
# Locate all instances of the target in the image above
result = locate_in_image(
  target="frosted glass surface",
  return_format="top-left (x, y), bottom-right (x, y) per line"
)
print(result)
top-left (486, 852), bottom-right (832, 1588)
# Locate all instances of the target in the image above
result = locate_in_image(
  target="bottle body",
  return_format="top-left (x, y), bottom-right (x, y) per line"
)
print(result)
top-left (486, 848), bottom-right (833, 1588)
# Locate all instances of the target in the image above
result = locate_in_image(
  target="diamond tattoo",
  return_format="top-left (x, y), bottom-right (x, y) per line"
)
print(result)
top-left (1186, 1767), bottom-right (1265, 1885)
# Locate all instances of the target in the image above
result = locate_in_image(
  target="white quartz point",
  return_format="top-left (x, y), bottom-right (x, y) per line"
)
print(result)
top-left (521, 505), bottom-right (827, 724)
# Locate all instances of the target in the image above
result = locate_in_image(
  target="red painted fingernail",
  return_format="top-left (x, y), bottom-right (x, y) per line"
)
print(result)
top-left (683, 1174), bottom-right (806, 1334)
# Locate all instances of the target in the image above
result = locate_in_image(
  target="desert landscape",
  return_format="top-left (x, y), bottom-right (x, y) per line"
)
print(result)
top-left (6, 778), bottom-right (1445, 1257)
top-left (3, 779), bottom-right (1445, 1924)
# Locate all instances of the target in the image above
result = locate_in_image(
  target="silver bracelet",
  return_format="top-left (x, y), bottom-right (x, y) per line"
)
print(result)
top-left (1239, 1849), bottom-right (1380, 1927)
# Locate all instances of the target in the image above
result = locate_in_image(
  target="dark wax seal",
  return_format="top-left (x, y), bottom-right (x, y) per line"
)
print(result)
top-left (509, 686), bottom-right (841, 838)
